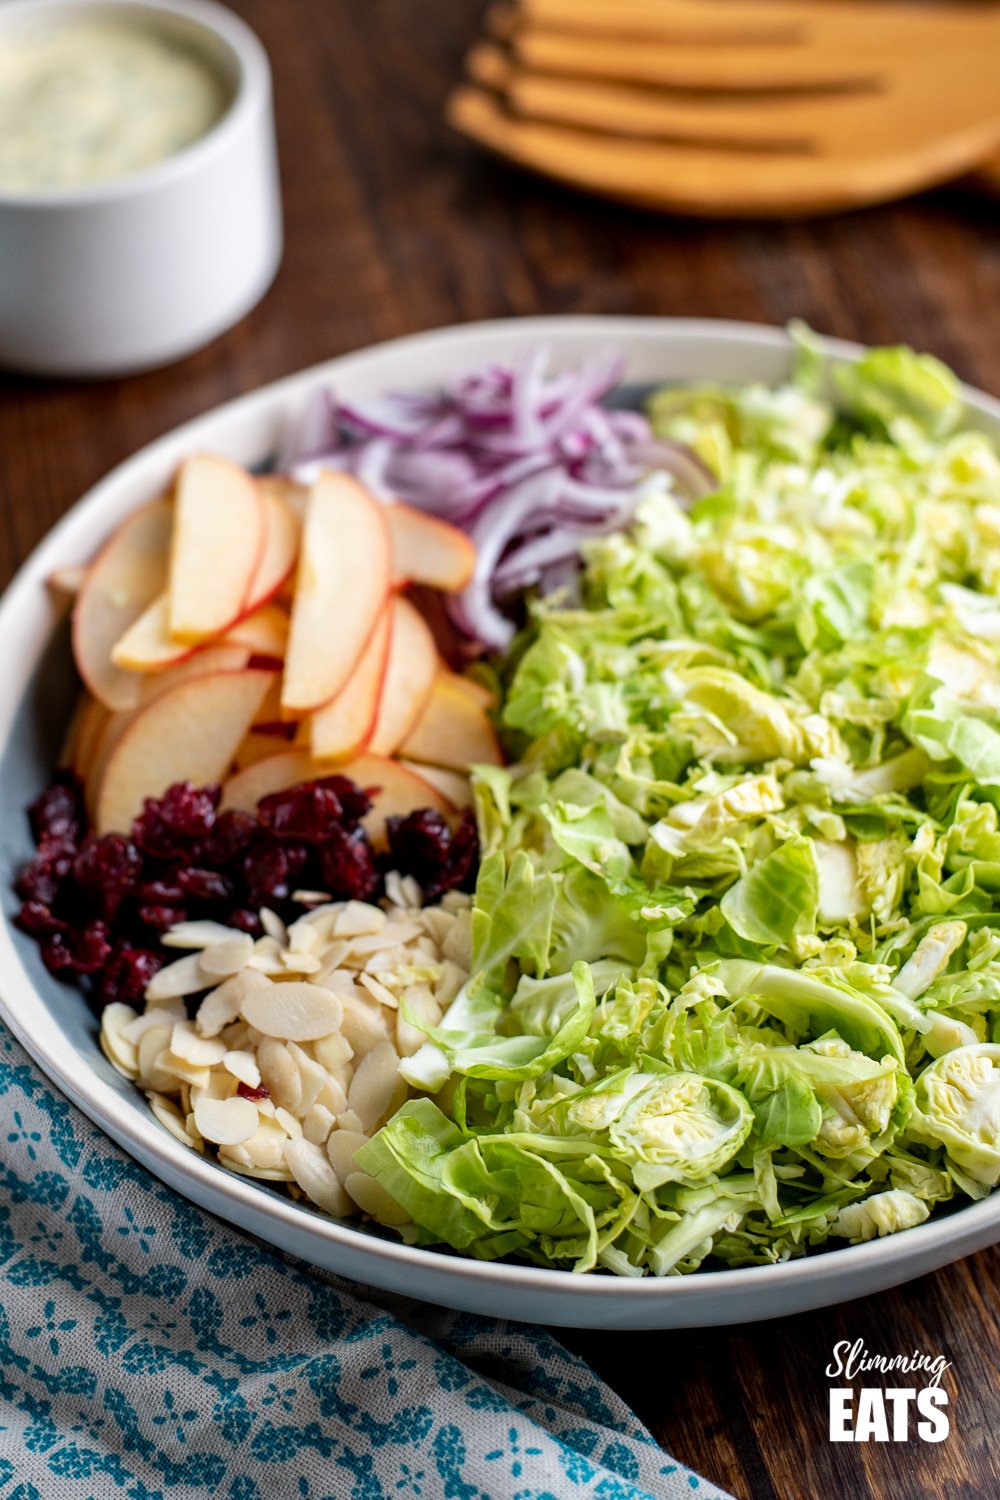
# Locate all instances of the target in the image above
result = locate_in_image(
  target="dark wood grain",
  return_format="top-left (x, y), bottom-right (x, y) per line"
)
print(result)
top-left (0, 3), bottom-right (997, 1495)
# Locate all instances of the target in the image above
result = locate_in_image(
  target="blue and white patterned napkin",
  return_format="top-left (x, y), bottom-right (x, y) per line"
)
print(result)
top-left (0, 1021), bottom-right (733, 1500)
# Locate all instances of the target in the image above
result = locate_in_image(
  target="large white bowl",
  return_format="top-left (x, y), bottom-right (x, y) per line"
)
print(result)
top-left (2, 317), bottom-right (998, 1329)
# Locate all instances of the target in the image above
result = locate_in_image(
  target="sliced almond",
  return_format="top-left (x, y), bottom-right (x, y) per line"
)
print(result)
top-left (146, 952), bottom-right (209, 1002)
top-left (196, 971), bottom-right (271, 1037)
top-left (240, 982), bottom-right (343, 1042)
top-left (284, 1138), bottom-right (354, 1217)
top-left (193, 1093), bottom-right (260, 1146)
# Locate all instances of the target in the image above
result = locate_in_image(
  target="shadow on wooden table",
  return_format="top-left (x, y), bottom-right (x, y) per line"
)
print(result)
top-left (558, 1245), bottom-right (998, 1500)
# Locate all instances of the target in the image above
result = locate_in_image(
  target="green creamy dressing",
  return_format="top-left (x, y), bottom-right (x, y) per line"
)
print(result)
top-left (0, 19), bottom-right (228, 191)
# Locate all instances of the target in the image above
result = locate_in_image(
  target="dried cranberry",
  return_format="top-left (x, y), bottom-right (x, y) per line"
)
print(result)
top-left (28, 773), bottom-right (83, 846)
top-left (198, 809), bottom-right (255, 866)
top-left (316, 775), bottom-right (372, 827)
top-left (136, 877), bottom-right (186, 906)
top-left (98, 944), bottom-right (164, 1007)
top-left (40, 932), bottom-right (77, 975)
top-left (241, 839), bottom-right (292, 905)
top-left (176, 867), bottom-right (233, 902)
top-left (72, 834), bottom-right (143, 920)
top-left (16, 901), bottom-right (68, 937)
top-left (136, 903), bottom-right (188, 933)
top-left (257, 783), bottom-right (345, 844)
top-left (40, 921), bottom-right (111, 977)
top-left (132, 782), bottom-right (220, 859)
top-left (16, 838), bottom-right (75, 906)
top-left (236, 1082), bottom-right (270, 1101)
top-left (318, 826), bottom-right (379, 901)
top-left (386, 807), bottom-right (479, 901)
top-left (227, 908), bottom-right (263, 937)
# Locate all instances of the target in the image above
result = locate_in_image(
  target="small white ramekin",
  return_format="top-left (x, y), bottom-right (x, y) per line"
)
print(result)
top-left (0, 0), bottom-right (283, 377)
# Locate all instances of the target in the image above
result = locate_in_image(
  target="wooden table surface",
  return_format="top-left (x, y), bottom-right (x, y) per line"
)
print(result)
top-left (1, 3), bottom-right (997, 1496)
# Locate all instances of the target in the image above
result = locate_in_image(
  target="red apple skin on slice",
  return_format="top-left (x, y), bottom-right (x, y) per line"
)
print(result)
top-left (399, 673), bottom-right (503, 772)
top-left (388, 503), bottom-right (475, 592)
top-left (95, 668), bottom-right (276, 835)
top-left (137, 643), bottom-right (251, 704)
top-left (168, 454), bottom-right (266, 643)
top-left (221, 748), bottom-right (451, 849)
top-left (311, 603), bottom-right (392, 763)
top-left (281, 473), bottom-right (391, 714)
top-left (72, 498), bottom-right (173, 711)
top-left (111, 592), bottom-right (197, 672)
top-left (243, 480), bottom-right (301, 614)
top-left (368, 596), bottom-right (439, 757)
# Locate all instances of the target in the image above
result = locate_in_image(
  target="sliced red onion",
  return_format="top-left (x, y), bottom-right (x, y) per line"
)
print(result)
top-left (280, 346), bottom-right (716, 653)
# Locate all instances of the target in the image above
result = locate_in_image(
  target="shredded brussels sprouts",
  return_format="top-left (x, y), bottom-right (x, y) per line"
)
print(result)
top-left (358, 335), bottom-right (1000, 1275)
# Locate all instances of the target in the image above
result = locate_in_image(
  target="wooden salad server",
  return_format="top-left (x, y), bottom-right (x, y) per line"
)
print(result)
top-left (449, 0), bottom-right (1000, 217)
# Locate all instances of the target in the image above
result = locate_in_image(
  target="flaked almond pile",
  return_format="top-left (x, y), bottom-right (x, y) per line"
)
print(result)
top-left (100, 872), bottom-right (470, 1224)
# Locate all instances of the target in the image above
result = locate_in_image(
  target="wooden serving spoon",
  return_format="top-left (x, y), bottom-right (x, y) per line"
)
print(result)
top-left (448, 0), bottom-right (1000, 217)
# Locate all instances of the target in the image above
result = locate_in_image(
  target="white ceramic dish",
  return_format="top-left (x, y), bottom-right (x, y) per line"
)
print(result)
top-left (1, 316), bottom-right (999, 1329)
top-left (0, 0), bottom-right (282, 376)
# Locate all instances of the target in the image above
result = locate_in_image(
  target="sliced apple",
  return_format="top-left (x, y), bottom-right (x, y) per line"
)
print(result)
top-left (388, 502), bottom-right (475, 592)
top-left (311, 603), bottom-right (392, 762)
top-left (449, 672), bottom-right (498, 711)
top-left (221, 748), bottom-right (451, 848)
top-left (281, 473), bottom-right (391, 714)
top-left (168, 454), bottom-right (266, 643)
top-left (137, 643), bottom-right (251, 704)
top-left (234, 728), bottom-right (296, 771)
top-left (48, 565), bottom-right (87, 601)
top-left (72, 498), bottom-right (173, 711)
top-left (243, 480), bottom-right (301, 613)
top-left (224, 602), bottom-right (289, 659)
top-left (252, 673), bottom-right (287, 728)
top-left (368, 596), bottom-right (439, 756)
top-left (220, 748), bottom-right (316, 814)
top-left (95, 668), bottom-right (276, 835)
top-left (399, 673), bottom-right (502, 772)
top-left (398, 760), bottom-right (473, 809)
top-left (111, 592), bottom-right (197, 672)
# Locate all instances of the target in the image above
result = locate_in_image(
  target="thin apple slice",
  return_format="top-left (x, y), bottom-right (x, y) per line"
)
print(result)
top-left (61, 692), bottom-right (103, 769)
top-left (224, 602), bottom-right (289, 659)
top-left (344, 753), bottom-right (454, 848)
top-left (311, 603), bottom-right (392, 762)
top-left (398, 760), bottom-right (473, 809)
top-left (399, 673), bottom-right (502, 772)
top-left (72, 498), bottom-right (173, 711)
top-left (221, 748), bottom-right (451, 849)
top-left (74, 697), bottom-right (112, 778)
top-left (388, 503), bottom-right (475, 592)
top-left (137, 643), bottom-right (251, 704)
top-left (368, 596), bottom-right (439, 756)
top-left (244, 479), bottom-right (301, 613)
top-left (449, 672), bottom-right (498, 711)
top-left (48, 565), bottom-right (87, 601)
top-left (281, 473), bottom-right (391, 714)
top-left (168, 454), bottom-right (266, 643)
top-left (220, 748), bottom-right (315, 813)
top-left (95, 668), bottom-right (275, 834)
top-left (111, 592), bottom-right (197, 672)
top-left (234, 728), bottom-right (296, 771)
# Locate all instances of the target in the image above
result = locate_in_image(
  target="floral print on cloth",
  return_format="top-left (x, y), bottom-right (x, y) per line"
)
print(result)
top-left (0, 1021), bottom-right (733, 1500)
